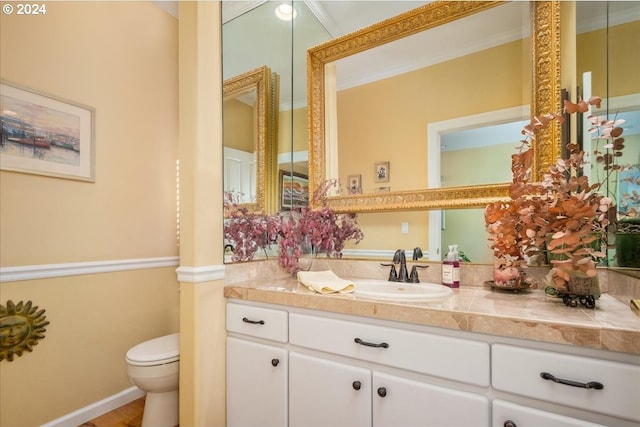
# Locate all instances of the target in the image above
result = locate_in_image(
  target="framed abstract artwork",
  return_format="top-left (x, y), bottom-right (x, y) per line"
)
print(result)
top-left (0, 81), bottom-right (95, 181)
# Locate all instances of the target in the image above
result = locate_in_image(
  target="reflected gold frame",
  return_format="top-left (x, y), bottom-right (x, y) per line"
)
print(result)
top-left (308, 1), bottom-right (561, 213)
top-left (223, 65), bottom-right (273, 214)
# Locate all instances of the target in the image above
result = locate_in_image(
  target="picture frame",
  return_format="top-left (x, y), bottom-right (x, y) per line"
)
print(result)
top-left (347, 174), bottom-right (362, 194)
top-left (0, 80), bottom-right (95, 181)
top-left (279, 170), bottom-right (309, 210)
top-left (374, 161), bottom-right (390, 183)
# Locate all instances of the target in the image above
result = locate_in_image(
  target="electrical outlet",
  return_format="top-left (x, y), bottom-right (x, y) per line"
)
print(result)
top-left (401, 222), bottom-right (409, 234)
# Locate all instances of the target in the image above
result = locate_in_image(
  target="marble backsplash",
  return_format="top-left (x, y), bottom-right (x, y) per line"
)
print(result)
top-left (224, 258), bottom-right (639, 304)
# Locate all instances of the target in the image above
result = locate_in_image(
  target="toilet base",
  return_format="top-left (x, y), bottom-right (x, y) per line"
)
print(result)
top-left (141, 389), bottom-right (179, 427)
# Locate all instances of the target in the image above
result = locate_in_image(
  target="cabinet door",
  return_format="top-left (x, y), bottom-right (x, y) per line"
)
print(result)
top-left (289, 352), bottom-right (371, 427)
top-left (373, 372), bottom-right (489, 427)
top-left (227, 337), bottom-right (288, 427)
top-left (492, 400), bottom-right (606, 427)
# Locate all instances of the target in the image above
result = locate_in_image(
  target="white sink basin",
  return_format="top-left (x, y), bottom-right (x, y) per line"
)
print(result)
top-left (351, 279), bottom-right (453, 301)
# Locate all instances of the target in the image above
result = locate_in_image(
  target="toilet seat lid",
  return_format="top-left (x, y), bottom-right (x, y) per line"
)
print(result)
top-left (126, 333), bottom-right (179, 364)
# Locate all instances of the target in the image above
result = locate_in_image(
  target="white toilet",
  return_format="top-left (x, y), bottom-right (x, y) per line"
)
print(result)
top-left (126, 333), bottom-right (180, 427)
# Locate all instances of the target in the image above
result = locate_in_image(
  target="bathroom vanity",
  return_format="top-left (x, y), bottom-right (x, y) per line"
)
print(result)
top-left (225, 277), bottom-right (640, 427)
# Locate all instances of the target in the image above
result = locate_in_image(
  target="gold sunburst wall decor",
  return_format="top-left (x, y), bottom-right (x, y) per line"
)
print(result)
top-left (0, 300), bottom-right (49, 362)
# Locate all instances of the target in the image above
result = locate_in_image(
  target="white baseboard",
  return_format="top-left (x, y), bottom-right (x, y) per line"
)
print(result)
top-left (40, 386), bottom-right (146, 427)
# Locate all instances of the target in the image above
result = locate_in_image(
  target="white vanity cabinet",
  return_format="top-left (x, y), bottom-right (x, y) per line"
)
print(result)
top-left (225, 299), bottom-right (640, 427)
top-left (288, 312), bottom-right (490, 427)
top-left (226, 303), bottom-right (289, 427)
top-left (289, 352), bottom-right (489, 427)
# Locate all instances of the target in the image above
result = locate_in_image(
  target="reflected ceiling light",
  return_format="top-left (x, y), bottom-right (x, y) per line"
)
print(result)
top-left (275, 3), bottom-right (296, 21)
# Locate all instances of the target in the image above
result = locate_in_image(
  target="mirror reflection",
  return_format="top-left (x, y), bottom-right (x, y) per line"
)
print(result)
top-left (223, 66), bottom-right (272, 210)
top-left (576, 1), bottom-right (640, 269)
top-left (307, 1), bottom-right (547, 262)
top-left (222, 0), bottom-right (332, 261)
top-left (221, 1), bottom-right (563, 265)
top-left (325, 2), bottom-right (531, 196)
top-left (308, 1), bottom-right (541, 213)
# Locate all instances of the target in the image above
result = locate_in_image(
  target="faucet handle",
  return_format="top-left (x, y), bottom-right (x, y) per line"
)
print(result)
top-left (409, 265), bottom-right (429, 283)
top-left (380, 263), bottom-right (398, 281)
top-left (389, 265), bottom-right (398, 281)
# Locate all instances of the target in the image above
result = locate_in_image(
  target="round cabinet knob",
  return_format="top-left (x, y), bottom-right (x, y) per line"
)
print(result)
top-left (504, 421), bottom-right (517, 427)
top-left (377, 387), bottom-right (387, 397)
top-left (271, 359), bottom-right (279, 367)
top-left (352, 381), bottom-right (361, 390)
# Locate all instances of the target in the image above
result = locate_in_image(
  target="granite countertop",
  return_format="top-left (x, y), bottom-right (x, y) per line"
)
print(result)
top-left (224, 277), bottom-right (640, 355)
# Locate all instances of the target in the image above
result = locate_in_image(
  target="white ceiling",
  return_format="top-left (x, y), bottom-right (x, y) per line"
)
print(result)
top-left (155, 1), bottom-right (640, 147)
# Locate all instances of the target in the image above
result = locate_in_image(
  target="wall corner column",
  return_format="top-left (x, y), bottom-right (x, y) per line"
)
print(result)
top-left (178, 2), bottom-right (225, 426)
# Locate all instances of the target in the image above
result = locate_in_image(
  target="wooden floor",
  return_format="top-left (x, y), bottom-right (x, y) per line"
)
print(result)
top-left (79, 397), bottom-right (145, 427)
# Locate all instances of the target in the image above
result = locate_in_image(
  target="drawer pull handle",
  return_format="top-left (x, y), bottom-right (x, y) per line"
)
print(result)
top-left (271, 358), bottom-right (279, 367)
top-left (504, 421), bottom-right (517, 427)
top-left (540, 372), bottom-right (604, 390)
top-left (354, 338), bottom-right (389, 348)
top-left (377, 387), bottom-right (387, 397)
top-left (352, 381), bottom-right (361, 390)
top-left (242, 317), bottom-right (265, 325)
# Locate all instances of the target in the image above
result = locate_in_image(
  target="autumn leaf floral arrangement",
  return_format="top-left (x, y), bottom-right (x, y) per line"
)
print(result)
top-left (485, 96), bottom-right (619, 301)
top-left (484, 116), bottom-right (550, 289)
top-left (224, 180), bottom-right (364, 274)
top-left (277, 179), bottom-right (364, 275)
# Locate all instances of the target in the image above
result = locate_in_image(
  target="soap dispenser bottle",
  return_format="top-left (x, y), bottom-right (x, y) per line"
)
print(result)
top-left (442, 244), bottom-right (460, 288)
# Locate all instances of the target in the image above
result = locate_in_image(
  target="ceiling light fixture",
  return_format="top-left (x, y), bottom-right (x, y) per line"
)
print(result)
top-left (275, 3), bottom-right (296, 21)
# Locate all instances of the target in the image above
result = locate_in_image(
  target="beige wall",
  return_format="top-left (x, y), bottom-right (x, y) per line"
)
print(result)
top-left (278, 106), bottom-right (308, 154)
top-left (223, 99), bottom-right (254, 152)
top-left (0, 270), bottom-right (180, 426)
top-left (0, 3), bottom-right (180, 426)
top-left (337, 38), bottom-right (529, 195)
top-left (338, 38), bottom-right (529, 251)
top-left (578, 20), bottom-right (640, 97)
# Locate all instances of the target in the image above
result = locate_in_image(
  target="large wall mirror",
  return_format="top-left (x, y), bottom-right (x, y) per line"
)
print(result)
top-left (308, 1), bottom-right (561, 214)
top-left (222, 0), bottom-right (333, 261)
top-left (222, 1), bottom-right (562, 263)
top-left (305, 1), bottom-right (561, 261)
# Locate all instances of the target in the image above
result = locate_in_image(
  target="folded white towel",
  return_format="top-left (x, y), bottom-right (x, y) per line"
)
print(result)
top-left (297, 270), bottom-right (355, 294)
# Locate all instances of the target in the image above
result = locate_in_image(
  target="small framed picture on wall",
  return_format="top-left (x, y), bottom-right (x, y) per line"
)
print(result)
top-left (374, 161), bottom-right (390, 183)
top-left (347, 174), bottom-right (362, 194)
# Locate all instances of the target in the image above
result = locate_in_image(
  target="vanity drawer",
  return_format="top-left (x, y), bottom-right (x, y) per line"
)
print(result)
top-left (289, 313), bottom-right (489, 386)
top-left (226, 302), bottom-right (288, 343)
top-left (492, 344), bottom-right (640, 422)
top-left (492, 399), bottom-right (606, 427)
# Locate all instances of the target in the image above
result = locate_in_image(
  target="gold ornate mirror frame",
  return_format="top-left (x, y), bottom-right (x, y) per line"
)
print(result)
top-left (223, 65), bottom-right (273, 214)
top-left (308, 1), bottom-right (561, 213)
